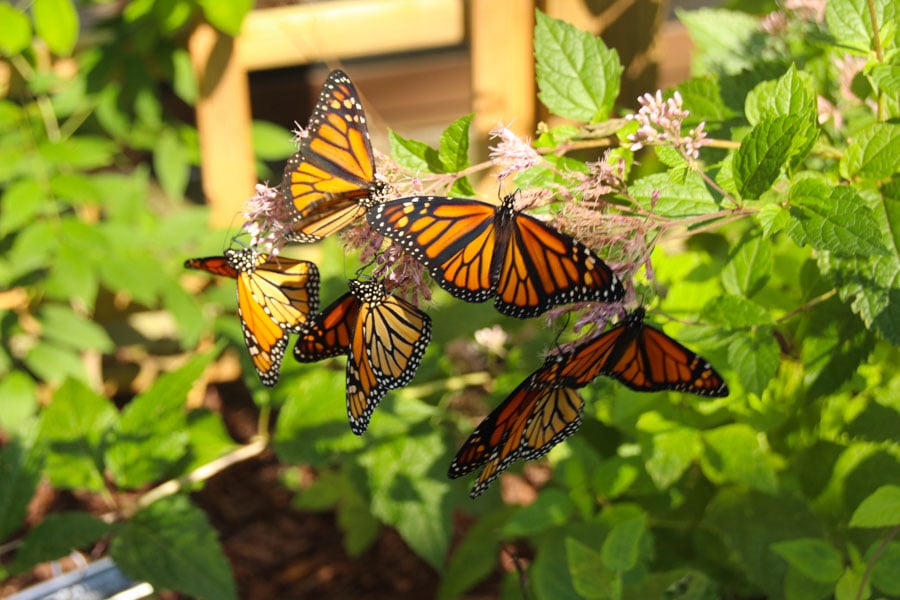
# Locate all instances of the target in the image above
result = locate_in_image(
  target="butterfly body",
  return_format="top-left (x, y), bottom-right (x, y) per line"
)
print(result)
top-left (283, 70), bottom-right (389, 242)
top-left (367, 194), bottom-right (625, 318)
top-left (184, 249), bottom-right (319, 387)
top-left (294, 278), bottom-right (432, 434)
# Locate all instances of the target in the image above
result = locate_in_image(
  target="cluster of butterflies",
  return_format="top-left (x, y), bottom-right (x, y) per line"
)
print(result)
top-left (185, 70), bottom-right (729, 498)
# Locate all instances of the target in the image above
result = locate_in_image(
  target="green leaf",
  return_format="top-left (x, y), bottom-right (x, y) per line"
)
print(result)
top-left (360, 431), bottom-right (451, 570)
top-left (39, 136), bottom-right (117, 170)
top-left (701, 423), bottom-right (779, 493)
top-left (0, 179), bottom-right (47, 235)
top-left (771, 538), bottom-right (843, 584)
top-left (0, 5), bottom-right (31, 56)
top-left (171, 48), bottom-right (198, 105)
top-left (744, 66), bottom-right (818, 166)
top-left (835, 564), bottom-right (870, 600)
top-left (841, 123), bottom-right (900, 179)
top-left (0, 371), bottom-right (39, 437)
top-left (252, 120), bottom-right (295, 161)
top-left (826, 0), bottom-right (897, 52)
top-left (702, 294), bottom-right (772, 328)
top-left (849, 484), bottom-right (900, 527)
top-left (728, 330), bottom-right (780, 396)
top-left (37, 378), bottom-right (117, 491)
top-left (788, 181), bottom-right (889, 257)
top-left (106, 351), bottom-right (213, 488)
top-left (702, 489), bottom-right (825, 598)
top-left (631, 172), bottom-right (721, 217)
top-left (274, 369), bottom-right (365, 466)
top-left (11, 512), bottom-right (110, 573)
top-left (503, 489), bottom-right (575, 537)
top-left (112, 495), bottom-right (237, 600)
top-left (869, 63), bottom-right (900, 94)
top-left (721, 236), bottom-right (772, 297)
top-left (438, 113), bottom-right (472, 173)
top-left (733, 115), bottom-right (802, 200)
top-left (195, 0), bottom-right (252, 36)
top-left (154, 128), bottom-right (190, 200)
top-left (39, 304), bottom-right (114, 352)
top-left (388, 129), bottom-right (441, 173)
top-left (534, 10), bottom-right (622, 122)
top-left (818, 190), bottom-right (900, 344)
top-left (641, 424), bottom-right (699, 489)
top-left (438, 507), bottom-right (513, 600)
top-left (869, 541), bottom-right (900, 595)
top-left (0, 435), bottom-right (42, 541)
top-left (566, 537), bottom-right (614, 599)
top-left (602, 514), bottom-right (647, 572)
top-left (33, 0), bottom-right (79, 56)
top-left (183, 409), bottom-right (237, 472)
top-left (755, 203), bottom-right (790, 238)
top-left (677, 8), bottom-right (760, 76)
top-left (675, 76), bottom-right (733, 123)
top-left (24, 340), bottom-right (88, 385)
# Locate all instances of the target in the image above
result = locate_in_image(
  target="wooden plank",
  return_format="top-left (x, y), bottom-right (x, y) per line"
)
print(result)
top-left (470, 0), bottom-right (536, 151)
top-left (189, 22), bottom-right (257, 227)
top-left (237, 0), bottom-right (465, 71)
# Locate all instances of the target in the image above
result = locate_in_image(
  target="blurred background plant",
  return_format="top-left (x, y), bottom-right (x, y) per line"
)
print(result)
top-left (2, 0), bottom-right (900, 599)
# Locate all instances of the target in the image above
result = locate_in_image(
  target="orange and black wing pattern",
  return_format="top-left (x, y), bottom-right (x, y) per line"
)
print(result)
top-left (493, 195), bottom-right (625, 317)
top-left (449, 356), bottom-right (585, 498)
top-left (283, 70), bottom-right (389, 243)
top-left (294, 278), bottom-right (431, 435)
top-left (367, 196), bottom-right (499, 304)
top-left (367, 194), bottom-right (624, 318)
top-left (552, 308), bottom-right (729, 396)
top-left (185, 249), bottom-right (319, 387)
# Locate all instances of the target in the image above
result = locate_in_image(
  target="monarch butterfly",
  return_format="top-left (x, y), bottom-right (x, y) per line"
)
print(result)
top-left (293, 278), bottom-right (432, 435)
top-left (548, 307), bottom-right (729, 396)
top-left (184, 249), bottom-right (320, 387)
top-left (366, 194), bottom-right (625, 318)
top-left (449, 308), bottom-right (728, 497)
top-left (283, 69), bottom-right (390, 243)
top-left (448, 355), bottom-right (584, 498)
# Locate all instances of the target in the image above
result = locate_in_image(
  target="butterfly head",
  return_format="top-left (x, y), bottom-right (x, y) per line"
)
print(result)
top-left (348, 278), bottom-right (387, 303)
top-left (224, 248), bottom-right (259, 272)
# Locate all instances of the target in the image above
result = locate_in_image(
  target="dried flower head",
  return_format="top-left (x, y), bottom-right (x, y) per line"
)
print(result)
top-left (242, 183), bottom-right (296, 256)
top-left (785, 0), bottom-right (826, 23)
top-left (489, 124), bottom-right (542, 181)
top-left (473, 325), bottom-right (509, 358)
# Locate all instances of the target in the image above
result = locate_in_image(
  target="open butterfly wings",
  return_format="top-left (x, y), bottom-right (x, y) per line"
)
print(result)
top-left (283, 70), bottom-right (388, 243)
top-left (294, 279), bottom-right (432, 435)
top-left (184, 249), bottom-right (320, 387)
top-left (450, 308), bottom-right (728, 497)
top-left (367, 194), bottom-right (625, 318)
top-left (553, 307), bottom-right (729, 396)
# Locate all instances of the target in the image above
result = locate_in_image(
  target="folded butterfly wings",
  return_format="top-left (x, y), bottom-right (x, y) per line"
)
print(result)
top-left (283, 70), bottom-right (390, 243)
top-left (184, 249), bottom-right (320, 387)
top-left (294, 278), bottom-right (432, 435)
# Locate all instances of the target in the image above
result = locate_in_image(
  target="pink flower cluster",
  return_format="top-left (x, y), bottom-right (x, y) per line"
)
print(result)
top-left (627, 91), bottom-right (709, 160)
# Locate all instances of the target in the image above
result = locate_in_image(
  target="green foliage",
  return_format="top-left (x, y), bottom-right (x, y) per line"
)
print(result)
top-left (2, 1), bottom-right (900, 599)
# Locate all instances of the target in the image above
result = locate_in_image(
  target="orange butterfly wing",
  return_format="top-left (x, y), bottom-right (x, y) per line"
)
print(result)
top-left (550, 308), bottom-right (729, 396)
top-left (185, 249), bottom-right (319, 387)
top-left (367, 196), bottom-right (498, 303)
top-left (283, 70), bottom-right (387, 242)
top-left (449, 356), bottom-right (585, 498)
top-left (294, 279), bottom-right (431, 435)
top-left (494, 198), bottom-right (625, 317)
top-left (368, 195), bottom-right (624, 318)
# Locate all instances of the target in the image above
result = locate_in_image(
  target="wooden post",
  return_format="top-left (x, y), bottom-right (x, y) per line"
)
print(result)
top-left (188, 22), bottom-right (257, 228)
top-left (470, 0), bottom-right (537, 153)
